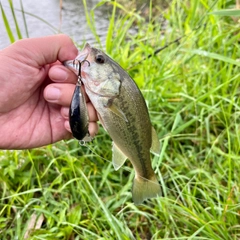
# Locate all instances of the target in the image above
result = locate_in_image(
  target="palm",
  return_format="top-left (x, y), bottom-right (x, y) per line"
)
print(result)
top-left (0, 75), bottom-right (69, 149)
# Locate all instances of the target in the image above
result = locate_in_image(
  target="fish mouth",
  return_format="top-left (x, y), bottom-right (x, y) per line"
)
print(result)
top-left (63, 43), bottom-right (92, 75)
top-left (76, 43), bottom-right (91, 62)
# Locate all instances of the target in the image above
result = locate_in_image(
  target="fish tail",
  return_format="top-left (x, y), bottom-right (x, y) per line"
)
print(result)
top-left (132, 174), bottom-right (161, 205)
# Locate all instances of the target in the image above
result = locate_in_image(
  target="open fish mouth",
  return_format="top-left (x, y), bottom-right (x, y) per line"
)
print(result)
top-left (63, 43), bottom-right (91, 75)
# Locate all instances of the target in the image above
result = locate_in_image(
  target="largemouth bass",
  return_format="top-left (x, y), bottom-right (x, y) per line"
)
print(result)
top-left (64, 43), bottom-right (161, 204)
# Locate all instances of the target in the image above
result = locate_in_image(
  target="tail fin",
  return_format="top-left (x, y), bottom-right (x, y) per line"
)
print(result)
top-left (132, 174), bottom-right (161, 205)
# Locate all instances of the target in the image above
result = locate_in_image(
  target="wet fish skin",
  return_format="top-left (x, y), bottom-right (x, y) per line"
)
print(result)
top-left (65, 43), bottom-right (161, 204)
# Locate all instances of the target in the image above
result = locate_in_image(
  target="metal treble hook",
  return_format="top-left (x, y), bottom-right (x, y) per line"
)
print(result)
top-left (72, 59), bottom-right (90, 83)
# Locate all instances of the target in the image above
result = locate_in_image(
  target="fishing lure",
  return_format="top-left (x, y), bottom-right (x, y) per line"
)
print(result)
top-left (68, 59), bottom-right (92, 142)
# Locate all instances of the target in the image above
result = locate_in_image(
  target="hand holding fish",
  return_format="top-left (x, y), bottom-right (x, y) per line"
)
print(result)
top-left (0, 35), bottom-right (98, 149)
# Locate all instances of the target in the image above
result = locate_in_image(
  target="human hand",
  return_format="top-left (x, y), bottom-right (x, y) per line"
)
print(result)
top-left (0, 34), bottom-right (98, 149)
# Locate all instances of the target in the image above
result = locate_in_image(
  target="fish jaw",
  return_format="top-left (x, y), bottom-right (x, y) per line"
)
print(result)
top-left (63, 43), bottom-right (91, 75)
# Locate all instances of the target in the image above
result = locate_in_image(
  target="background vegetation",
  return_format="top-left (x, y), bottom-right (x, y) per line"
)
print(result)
top-left (1, 0), bottom-right (240, 239)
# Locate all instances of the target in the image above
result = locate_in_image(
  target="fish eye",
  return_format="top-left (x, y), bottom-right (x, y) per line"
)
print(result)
top-left (95, 54), bottom-right (105, 64)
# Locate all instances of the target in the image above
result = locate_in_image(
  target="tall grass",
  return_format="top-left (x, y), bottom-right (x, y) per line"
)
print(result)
top-left (1, 0), bottom-right (240, 239)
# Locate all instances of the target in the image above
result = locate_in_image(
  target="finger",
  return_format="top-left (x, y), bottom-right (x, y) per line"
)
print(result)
top-left (61, 107), bottom-right (69, 119)
top-left (10, 34), bottom-right (78, 66)
top-left (88, 122), bottom-right (99, 137)
top-left (44, 83), bottom-right (91, 107)
top-left (44, 83), bottom-right (75, 107)
top-left (48, 64), bottom-right (78, 84)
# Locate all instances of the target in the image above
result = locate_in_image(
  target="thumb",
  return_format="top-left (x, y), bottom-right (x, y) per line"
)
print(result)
top-left (5, 34), bottom-right (78, 67)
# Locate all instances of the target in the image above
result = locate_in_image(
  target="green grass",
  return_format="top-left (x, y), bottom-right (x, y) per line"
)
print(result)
top-left (1, 0), bottom-right (240, 239)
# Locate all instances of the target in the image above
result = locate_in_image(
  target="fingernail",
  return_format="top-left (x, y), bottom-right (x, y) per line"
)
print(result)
top-left (52, 68), bottom-right (68, 81)
top-left (45, 87), bottom-right (61, 101)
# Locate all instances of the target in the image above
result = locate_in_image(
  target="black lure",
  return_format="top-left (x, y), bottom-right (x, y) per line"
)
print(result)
top-left (69, 60), bottom-right (90, 141)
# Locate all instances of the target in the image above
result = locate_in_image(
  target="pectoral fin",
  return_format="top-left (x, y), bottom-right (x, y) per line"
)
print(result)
top-left (112, 143), bottom-right (128, 170)
top-left (107, 101), bottom-right (128, 122)
top-left (151, 127), bottom-right (160, 155)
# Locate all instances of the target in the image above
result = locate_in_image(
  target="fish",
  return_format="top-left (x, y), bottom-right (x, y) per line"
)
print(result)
top-left (64, 43), bottom-right (161, 204)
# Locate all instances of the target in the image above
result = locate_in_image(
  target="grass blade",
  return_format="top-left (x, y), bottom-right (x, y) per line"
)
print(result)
top-left (20, 0), bottom-right (28, 38)
top-left (105, 1), bottom-right (116, 52)
top-left (8, 0), bottom-right (22, 39)
top-left (210, 9), bottom-right (240, 16)
top-left (82, 0), bottom-right (101, 44)
top-left (0, 2), bottom-right (15, 43)
top-left (190, 49), bottom-right (240, 66)
top-left (78, 168), bottom-right (128, 239)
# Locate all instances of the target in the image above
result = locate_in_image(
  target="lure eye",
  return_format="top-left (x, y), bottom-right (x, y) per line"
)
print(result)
top-left (95, 54), bottom-right (105, 64)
